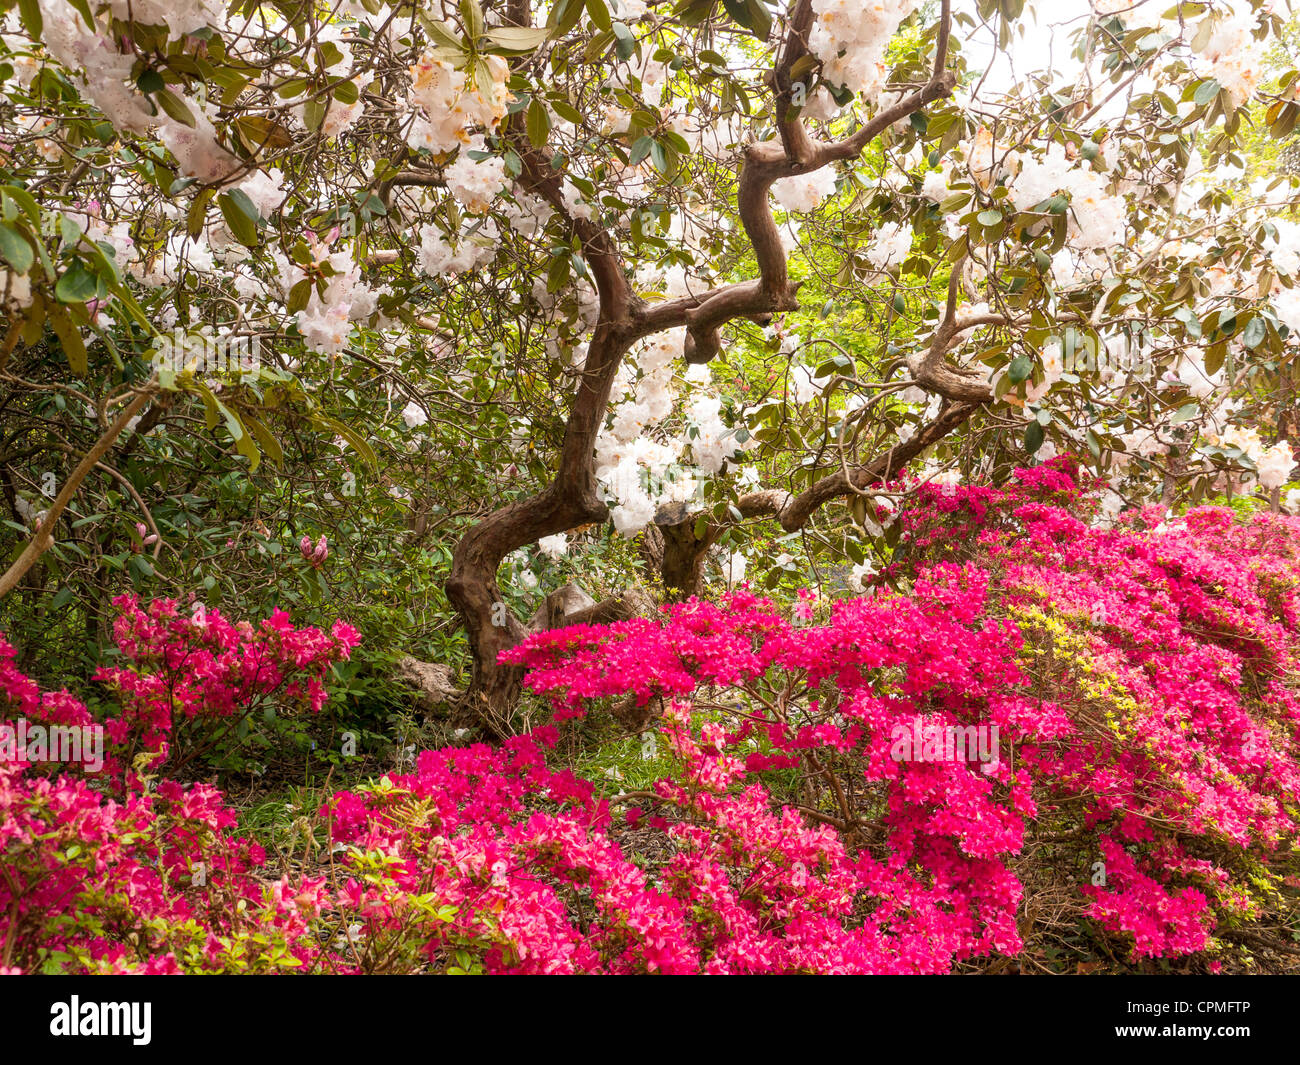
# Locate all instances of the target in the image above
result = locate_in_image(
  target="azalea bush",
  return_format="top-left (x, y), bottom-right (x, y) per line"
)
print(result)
top-left (310, 460), bottom-right (1300, 974)
top-left (501, 458), bottom-right (1300, 968)
top-left (3, 456), bottom-right (1300, 974)
top-left (96, 594), bottom-right (361, 773)
top-left (5, 460), bottom-right (1300, 973)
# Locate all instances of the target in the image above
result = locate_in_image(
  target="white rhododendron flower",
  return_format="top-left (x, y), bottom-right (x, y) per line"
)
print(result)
top-left (538, 533), bottom-right (569, 559)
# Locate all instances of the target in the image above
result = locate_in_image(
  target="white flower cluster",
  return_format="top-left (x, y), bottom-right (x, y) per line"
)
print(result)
top-left (1258, 441), bottom-right (1295, 491)
top-left (1008, 141), bottom-right (1125, 251)
top-left (238, 167), bottom-right (287, 218)
top-left (277, 232), bottom-right (378, 355)
top-left (923, 466), bottom-right (961, 493)
top-left (1205, 427), bottom-right (1295, 491)
top-left (1174, 351), bottom-right (1223, 400)
top-left (418, 221), bottom-right (498, 275)
top-left (537, 533), bottom-right (569, 559)
top-left (1273, 287), bottom-right (1300, 335)
top-left (595, 436), bottom-right (686, 534)
top-left (1269, 218), bottom-right (1300, 276)
top-left (992, 339), bottom-right (1065, 407)
top-left (771, 167), bottom-right (839, 213)
top-left (789, 361), bottom-right (826, 405)
top-left (1194, 12), bottom-right (1265, 109)
top-left (808, 0), bottom-right (917, 99)
top-left (865, 221), bottom-right (912, 271)
top-left (1008, 143), bottom-right (1074, 212)
top-left (920, 163), bottom-right (953, 203)
top-left (593, 328), bottom-right (753, 534)
top-left (406, 54), bottom-right (510, 154)
top-left (401, 401), bottom-right (428, 429)
top-left (686, 393), bottom-right (747, 475)
top-left (606, 329), bottom-right (684, 443)
top-left (444, 137), bottom-right (507, 214)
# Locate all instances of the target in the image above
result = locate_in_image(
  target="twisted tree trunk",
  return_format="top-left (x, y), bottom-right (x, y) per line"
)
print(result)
top-left (446, 0), bottom-right (967, 720)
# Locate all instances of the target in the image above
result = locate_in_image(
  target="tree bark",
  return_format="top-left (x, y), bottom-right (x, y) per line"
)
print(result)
top-left (652, 401), bottom-right (981, 598)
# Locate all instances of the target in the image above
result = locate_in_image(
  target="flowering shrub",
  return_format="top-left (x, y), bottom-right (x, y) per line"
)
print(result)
top-left (95, 595), bottom-right (360, 773)
top-left (496, 458), bottom-right (1300, 968)
top-left (493, 583), bottom-right (1053, 971)
top-left (0, 602), bottom-right (364, 973)
top-left (0, 760), bottom-right (335, 974)
top-left (5, 465), bottom-right (1300, 973)
top-left (891, 457), bottom-right (1300, 958)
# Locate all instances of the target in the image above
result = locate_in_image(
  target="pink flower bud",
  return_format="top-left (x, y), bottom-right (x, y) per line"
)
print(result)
top-left (300, 535), bottom-right (313, 560)
top-left (312, 535), bottom-right (329, 565)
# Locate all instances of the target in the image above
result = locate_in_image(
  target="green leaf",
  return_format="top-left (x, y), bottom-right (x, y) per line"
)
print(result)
top-left (1, 185), bottom-right (41, 226)
top-left (55, 264), bottom-right (97, 304)
top-left (1241, 314), bottom-right (1266, 349)
top-left (243, 413), bottom-right (285, 467)
top-left (1007, 355), bottom-right (1033, 384)
top-left (1171, 402), bottom-right (1200, 424)
top-left (1193, 78), bottom-right (1221, 107)
top-left (287, 277), bottom-right (314, 314)
top-left (187, 188), bottom-right (213, 238)
top-left (526, 98), bottom-right (550, 146)
top-left (1024, 420), bottom-right (1044, 454)
top-left (424, 18), bottom-right (465, 51)
top-left (314, 414), bottom-right (379, 471)
top-left (47, 304), bottom-right (87, 375)
top-left (67, 0), bottom-right (95, 29)
top-left (649, 139), bottom-right (668, 173)
top-left (550, 0), bottom-right (586, 35)
top-left (459, 0), bottom-right (485, 39)
top-left (218, 192), bottom-right (260, 246)
top-left (303, 99), bottom-right (326, 132)
top-left (585, 0), bottom-right (612, 31)
top-left (550, 97), bottom-right (583, 124)
top-left (154, 89), bottom-right (196, 128)
top-left (484, 26), bottom-right (550, 52)
top-left (0, 222), bottom-right (34, 274)
top-left (611, 20), bottom-right (636, 59)
top-left (977, 209), bottom-right (1002, 226)
top-left (137, 69), bottom-right (165, 95)
top-left (17, 0), bottom-right (42, 40)
top-left (722, 0), bottom-right (772, 40)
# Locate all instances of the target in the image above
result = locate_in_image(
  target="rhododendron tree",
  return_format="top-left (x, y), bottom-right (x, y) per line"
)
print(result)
top-left (3, 1), bottom-right (1300, 722)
